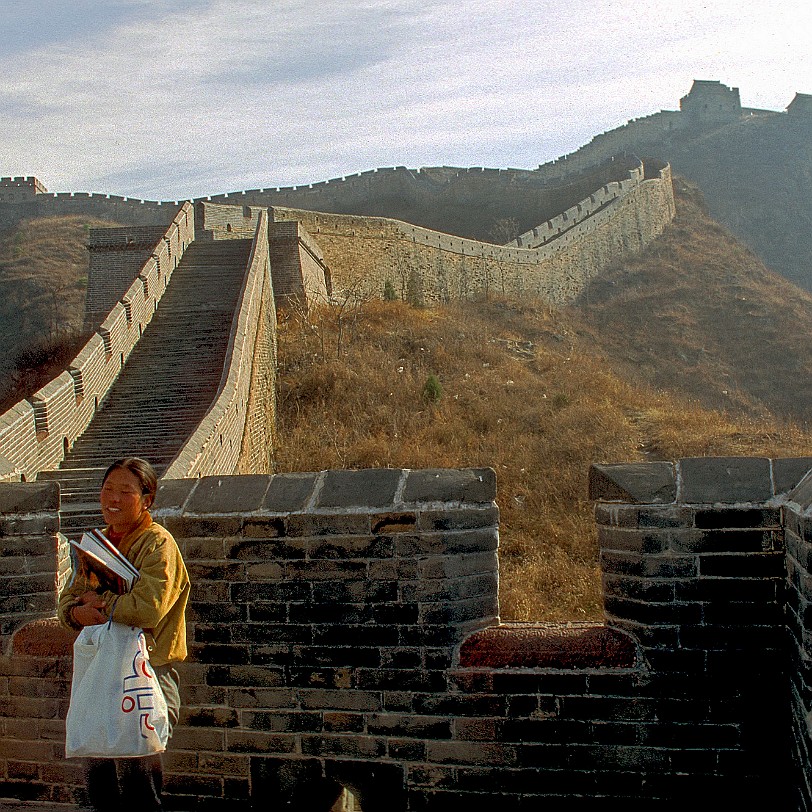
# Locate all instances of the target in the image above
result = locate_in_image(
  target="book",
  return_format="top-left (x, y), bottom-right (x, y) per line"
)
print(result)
top-left (69, 529), bottom-right (140, 594)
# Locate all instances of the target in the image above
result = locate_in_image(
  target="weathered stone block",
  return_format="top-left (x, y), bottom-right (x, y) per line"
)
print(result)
top-left (318, 468), bottom-right (402, 509)
top-left (588, 462), bottom-right (676, 503)
top-left (185, 474), bottom-right (270, 514)
top-left (402, 468), bottom-right (496, 504)
top-left (261, 472), bottom-right (319, 512)
top-left (0, 482), bottom-right (59, 514)
top-left (680, 457), bottom-right (772, 504)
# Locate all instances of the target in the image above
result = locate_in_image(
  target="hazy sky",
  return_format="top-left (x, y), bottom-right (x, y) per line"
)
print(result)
top-left (1, 0), bottom-right (809, 201)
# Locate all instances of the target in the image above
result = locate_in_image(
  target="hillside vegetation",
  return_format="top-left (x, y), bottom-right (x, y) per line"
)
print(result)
top-left (272, 178), bottom-right (812, 620)
top-left (0, 215), bottom-right (124, 409)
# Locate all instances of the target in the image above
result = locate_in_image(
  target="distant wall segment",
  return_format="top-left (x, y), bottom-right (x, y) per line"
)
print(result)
top-left (270, 159), bottom-right (674, 305)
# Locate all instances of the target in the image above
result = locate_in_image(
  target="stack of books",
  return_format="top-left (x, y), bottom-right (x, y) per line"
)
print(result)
top-left (69, 529), bottom-right (140, 594)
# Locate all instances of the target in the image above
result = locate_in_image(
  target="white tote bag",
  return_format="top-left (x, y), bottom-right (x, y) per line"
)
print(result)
top-left (65, 620), bottom-right (169, 759)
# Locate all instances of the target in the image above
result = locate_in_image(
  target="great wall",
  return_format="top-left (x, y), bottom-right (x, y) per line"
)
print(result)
top-left (1, 80), bottom-right (812, 809)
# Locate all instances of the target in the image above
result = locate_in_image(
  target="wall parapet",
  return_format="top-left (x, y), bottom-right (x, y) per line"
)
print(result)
top-left (0, 203), bottom-right (195, 482)
top-left (272, 158), bottom-right (674, 305)
top-left (3, 459), bottom-right (811, 808)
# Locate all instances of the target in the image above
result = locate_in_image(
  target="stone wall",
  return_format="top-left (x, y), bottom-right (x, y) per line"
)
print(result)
top-left (268, 219), bottom-right (331, 309)
top-left (0, 203), bottom-right (195, 482)
top-left (3, 459), bottom-right (812, 809)
top-left (271, 160), bottom-right (674, 306)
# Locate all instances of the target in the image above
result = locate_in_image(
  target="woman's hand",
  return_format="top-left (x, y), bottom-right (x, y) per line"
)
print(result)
top-left (79, 591), bottom-right (105, 609)
top-left (72, 591), bottom-right (108, 626)
top-left (72, 603), bottom-right (107, 626)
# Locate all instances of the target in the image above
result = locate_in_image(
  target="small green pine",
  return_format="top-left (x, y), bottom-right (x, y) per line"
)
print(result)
top-left (422, 374), bottom-right (442, 404)
top-left (383, 280), bottom-right (397, 301)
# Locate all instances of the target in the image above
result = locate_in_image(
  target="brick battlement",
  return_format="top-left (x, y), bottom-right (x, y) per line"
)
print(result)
top-left (2, 460), bottom-right (812, 808)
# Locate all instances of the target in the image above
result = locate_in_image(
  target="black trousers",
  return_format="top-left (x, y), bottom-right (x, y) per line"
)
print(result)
top-left (85, 664), bottom-right (181, 812)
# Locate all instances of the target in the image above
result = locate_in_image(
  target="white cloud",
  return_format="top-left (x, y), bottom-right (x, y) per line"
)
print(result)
top-left (1, 0), bottom-right (810, 199)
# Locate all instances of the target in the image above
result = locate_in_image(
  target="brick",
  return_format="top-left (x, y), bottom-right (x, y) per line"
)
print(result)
top-left (317, 468), bottom-right (402, 509)
top-left (301, 733), bottom-right (385, 758)
top-left (419, 596), bottom-right (498, 626)
top-left (415, 693), bottom-right (505, 717)
top-left (396, 529), bottom-right (498, 557)
top-left (312, 579), bottom-right (398, 603)
top-left (187, 561), bottom-right (245, 581)
top-left (284, 559), bottom-right (367, 580)
top-left (176, 537), bottom-right (227, 560)
top-left (311, 623), bottom-right (399, 647)
top-left (323, 712), bottom-right (364, 733)
top-left (604, 596), bottom-right (702, 625)
top-left (231, 582), bottom-right (310, 602)
top-left (603, 574), bottom-right (675, 602)
top-left (299, 689), bottom-right (381, 712)
top-left (286, 645), bottom-right (381, 668)
top-left (600, 550), bottom-right (698, 578)
top-left (225, 730), bottom-right (297, 754)
top-left (188, 601), bottom-right (247, 623)
top-left (698, 552), bottom-right (785, 577)
top-left (205, 665), bottom-right (285, 687)
top-left (241, 517), bottom-right (286, 538)
top-left (694, 507), bottom-right (781, 529)
top-left (598, 527), bottom-right (671, 554)
top-left (426, 740), bottom-right (516, 766)
top-left (418, 507), bottom-right (499, 532)
top-left (308, 535), bottom-right (393, 559)
top-left (169, 516), bottom-right (243, 538)
top-left (169, 726), bottom-right (225, 752)
top-left (196, 752), bottom-right (250, 777)
top-left (388, 738), bottom-right (426, 761)
top-left (285, 513), bottom-right (371, 537)
top-left (187, 643), bottom-right (251, 665)
top-left (402, 468), bottom-right (496, 504)
top-left (366, 713), bottom-right (451, 739)
top-left (371, 512), bottom-right (418, 534)
top-left (241, 710), bottom-right (322, 732)
top-left (417, 550), bottom-right (497, 580)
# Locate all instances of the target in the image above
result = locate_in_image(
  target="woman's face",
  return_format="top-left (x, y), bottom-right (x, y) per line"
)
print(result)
top-left (100, 467), bottom-right (151, 535)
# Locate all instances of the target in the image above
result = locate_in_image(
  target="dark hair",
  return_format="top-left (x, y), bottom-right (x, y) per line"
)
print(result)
top-left (102, 457), bottom-right (158, 507)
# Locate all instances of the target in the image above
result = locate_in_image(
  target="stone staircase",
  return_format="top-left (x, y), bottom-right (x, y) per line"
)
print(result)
top-left (37, 238), bottom-right (253, 539)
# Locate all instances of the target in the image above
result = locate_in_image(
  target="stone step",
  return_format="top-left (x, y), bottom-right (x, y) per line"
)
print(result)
top-left (51, 237), bottom-right (253, 525)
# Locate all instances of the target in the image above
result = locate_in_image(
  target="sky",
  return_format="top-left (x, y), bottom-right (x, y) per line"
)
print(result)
top-left (1, 0), bottom-right (810, 201)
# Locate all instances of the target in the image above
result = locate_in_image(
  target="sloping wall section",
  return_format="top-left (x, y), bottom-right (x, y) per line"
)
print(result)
top-left (271, 159), bottom-right (674, 305)
top-left (0, 203), bottom-right (195, 482)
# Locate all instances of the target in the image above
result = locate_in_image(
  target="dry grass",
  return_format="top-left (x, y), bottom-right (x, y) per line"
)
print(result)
top-left (273, 295), bottom-right (812, 621)
top-left (273, 178), bottom-right (812, 621)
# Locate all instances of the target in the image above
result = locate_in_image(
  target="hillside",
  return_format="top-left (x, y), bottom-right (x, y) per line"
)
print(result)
top-left (573, 176), bottom-right (812, 426)
top-left (565, 110), bottom-right (812, 291)
top-left (272, 178), bottom-right (812, 620)
top-left (0, 214), bottom-right (124, 407)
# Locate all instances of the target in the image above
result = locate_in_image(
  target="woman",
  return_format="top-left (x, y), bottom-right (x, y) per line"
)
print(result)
top-left (58, 457), bottom-right (190, 812)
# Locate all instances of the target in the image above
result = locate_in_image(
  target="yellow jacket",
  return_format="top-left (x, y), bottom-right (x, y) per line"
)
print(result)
top-left (58, 513), bottom-right (189, 666)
